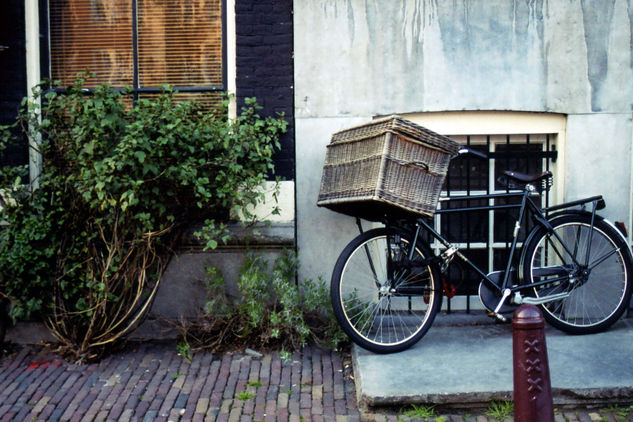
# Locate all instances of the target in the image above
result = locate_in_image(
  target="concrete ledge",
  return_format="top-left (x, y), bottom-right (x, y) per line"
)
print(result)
top-left (5, 321), bottom-right (56, 344)
top-left (181, 221), bottom-right (295, 250)
top-left (5, 221), bottom-right (296, 344)
top-left (353, 312), bottom-right (633, 410)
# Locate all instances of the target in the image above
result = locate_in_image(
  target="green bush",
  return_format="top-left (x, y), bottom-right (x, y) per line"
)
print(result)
top-left (0, 74), bottom-right (286, 360)
top-left (179, 250), bottom-right (346, 353)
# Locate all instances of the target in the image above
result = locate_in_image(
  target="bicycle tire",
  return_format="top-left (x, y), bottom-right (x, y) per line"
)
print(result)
top-left (522, 214), bottom-right (632, 334)
top-left (330, 227), bottom-right (441, 353)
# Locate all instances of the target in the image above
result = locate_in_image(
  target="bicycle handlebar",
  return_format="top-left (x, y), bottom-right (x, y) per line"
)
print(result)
top-left (458, 147), bottom-right (488, 160)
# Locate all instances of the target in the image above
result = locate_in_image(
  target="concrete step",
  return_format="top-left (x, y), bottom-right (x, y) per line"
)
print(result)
top-left (352, 311), bottom-right (633, 410)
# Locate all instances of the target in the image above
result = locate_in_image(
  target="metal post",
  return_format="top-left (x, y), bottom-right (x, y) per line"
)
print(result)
top-left (512, 304), bottom-right (554, 422)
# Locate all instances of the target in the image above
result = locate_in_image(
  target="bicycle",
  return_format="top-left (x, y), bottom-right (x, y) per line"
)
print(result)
top-left (328, 147), bottom-right (633, 353)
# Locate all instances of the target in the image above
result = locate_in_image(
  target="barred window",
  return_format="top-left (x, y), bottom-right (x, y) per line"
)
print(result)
top-left (436, 134), bottom-right (558, 308)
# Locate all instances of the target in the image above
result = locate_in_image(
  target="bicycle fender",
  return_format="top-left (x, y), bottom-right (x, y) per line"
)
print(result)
top-left (543, 209), bottom-right (605, 222)
top-left (544, 210), bottom-right (631, 255)
top-left (602, 218), bottom-right (633, 259)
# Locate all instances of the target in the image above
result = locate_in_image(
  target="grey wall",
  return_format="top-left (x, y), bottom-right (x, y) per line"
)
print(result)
top-left (295, 0), bottom-right (633, 117)
top-left (295, 0), bottom-right (633, 283)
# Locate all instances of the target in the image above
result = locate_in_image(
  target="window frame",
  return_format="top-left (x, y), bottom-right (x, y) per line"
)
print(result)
top-left (41, 0), bottom-right (228, 103)
top-left (404, 111), bottom-right (566, 311)
top-left (435, 134), bottom-right (557, 273)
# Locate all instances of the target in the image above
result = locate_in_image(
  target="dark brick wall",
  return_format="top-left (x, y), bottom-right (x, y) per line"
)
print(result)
top-left (0, 0), bottom-right (28, 166)
top-left (235, 0), bottom-right (294, 180)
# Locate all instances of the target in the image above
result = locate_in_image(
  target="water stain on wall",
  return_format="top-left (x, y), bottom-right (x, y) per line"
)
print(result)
top-left (580, 0), bottom-right (615, 111)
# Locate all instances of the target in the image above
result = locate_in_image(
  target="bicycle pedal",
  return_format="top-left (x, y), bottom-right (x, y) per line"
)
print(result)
top-left (488, 311), bottom-right (508, 323)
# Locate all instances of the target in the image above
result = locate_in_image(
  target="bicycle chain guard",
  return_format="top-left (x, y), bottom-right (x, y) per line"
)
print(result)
top-left (478, 271), bottom-right (517, 315)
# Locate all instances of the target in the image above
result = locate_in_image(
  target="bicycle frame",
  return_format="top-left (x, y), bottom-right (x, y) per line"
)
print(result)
top-left (398, 187), bottom-right (607, 299)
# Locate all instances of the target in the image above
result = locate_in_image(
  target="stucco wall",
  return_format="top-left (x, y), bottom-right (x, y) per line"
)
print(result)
top-left (295, 0), bottom-right (633, 116)
top-left (294, 0), bottom-right (633, 283)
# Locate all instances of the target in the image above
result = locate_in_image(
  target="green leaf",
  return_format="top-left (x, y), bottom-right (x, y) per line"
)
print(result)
top-left (134, 150), bottom-right (147, 163)
top-left (0, 80), bottom-right (288, 358)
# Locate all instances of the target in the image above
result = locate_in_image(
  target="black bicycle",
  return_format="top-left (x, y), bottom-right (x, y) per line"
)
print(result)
top-left (329, 148), bottom-right (633, 353)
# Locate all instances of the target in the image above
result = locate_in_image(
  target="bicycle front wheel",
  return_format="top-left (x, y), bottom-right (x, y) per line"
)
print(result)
top-left (330, 227), bottom-right (441, 353)
top-left (523, 214), bottom-right (632, 334)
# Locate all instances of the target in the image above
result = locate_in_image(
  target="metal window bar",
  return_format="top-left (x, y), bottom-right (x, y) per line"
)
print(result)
top-left (439, 134), bottom-right (558, 313)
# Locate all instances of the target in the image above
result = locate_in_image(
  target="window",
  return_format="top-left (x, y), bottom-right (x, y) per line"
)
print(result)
top-left (405, 111), bottom-right (566, 311)
top-left (48, 0), bottom-right (225, 108)
top-left (437, 134), bottom-right (558, 309)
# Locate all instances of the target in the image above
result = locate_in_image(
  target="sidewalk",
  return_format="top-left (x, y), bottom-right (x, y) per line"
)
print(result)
top-left (353, 312), bottom-right (633, 411)
top-left (1, 338), bottom-right (633, 422)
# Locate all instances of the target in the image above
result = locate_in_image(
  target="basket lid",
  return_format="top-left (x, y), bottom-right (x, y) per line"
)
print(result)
top-left (330, 115), bottom-right (460, 156)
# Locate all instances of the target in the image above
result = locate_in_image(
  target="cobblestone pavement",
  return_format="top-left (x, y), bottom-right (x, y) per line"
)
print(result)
top-left (1, 342), bottom-right (632, 422)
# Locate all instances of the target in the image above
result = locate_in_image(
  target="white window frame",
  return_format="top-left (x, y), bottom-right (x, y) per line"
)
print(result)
top-left (404, 111), bottom-right (566, 310)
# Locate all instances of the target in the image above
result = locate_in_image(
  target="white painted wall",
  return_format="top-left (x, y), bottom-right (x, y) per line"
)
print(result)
top-left (565, 114), bottom-right (632, 219)
top-left (294, 1), bottom-right (633, 284)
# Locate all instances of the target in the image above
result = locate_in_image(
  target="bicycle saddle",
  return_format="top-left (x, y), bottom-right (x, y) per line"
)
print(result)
top-left (503, 170), bottom-right (552, 184)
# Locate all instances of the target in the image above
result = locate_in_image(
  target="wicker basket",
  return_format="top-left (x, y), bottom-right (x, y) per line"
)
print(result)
top-left (317, 116), bottom-right (460, 221)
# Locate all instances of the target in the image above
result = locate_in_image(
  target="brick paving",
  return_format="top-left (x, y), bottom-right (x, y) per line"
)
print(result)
top-left (1, 342), bottom-right (632, 422)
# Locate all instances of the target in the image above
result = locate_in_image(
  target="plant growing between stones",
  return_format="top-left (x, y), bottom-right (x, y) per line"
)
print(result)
top-left (235, 391), bottom-right (255, 401)
top-left (176, 341), bottom-right (192, 362)
top-left (485, 400), bottom-right (514, 421)
top-left (176, 250), bottom-right (347, 353)
top-left (400, 404), bottom-right (438, 420)
top-left (600, 405), bottom-right (633, 422)
top-left (0, 73), bottom-right (287, 361)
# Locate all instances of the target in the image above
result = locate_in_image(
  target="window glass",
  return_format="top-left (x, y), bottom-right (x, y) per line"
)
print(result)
top-left (49, 0), bottom-right (224, 108)
top-left (137, 0), bottom-right (223, 88)
top-left (49, 0), bottom-right (134, 87)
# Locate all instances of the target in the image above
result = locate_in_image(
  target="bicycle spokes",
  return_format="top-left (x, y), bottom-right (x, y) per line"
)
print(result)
top-left (333, 229), bottom-right (440, 352)
top-left (527, 217), bottom-right (629, 331)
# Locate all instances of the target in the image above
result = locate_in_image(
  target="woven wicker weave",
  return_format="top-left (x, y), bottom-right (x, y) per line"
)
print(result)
top-left (317, 116), bottom-right (460, 220)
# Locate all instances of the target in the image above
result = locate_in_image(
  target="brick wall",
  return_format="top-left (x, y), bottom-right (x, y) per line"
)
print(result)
top-left (0, 0), bottom-right (27, 166)
top-left (235, 0), bottom-right (294, 180)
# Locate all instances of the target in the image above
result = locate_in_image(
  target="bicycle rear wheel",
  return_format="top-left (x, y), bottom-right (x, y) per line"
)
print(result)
top-left (330, 227), bottom-right (441, 353)
top-left (522, 214), bottom-right (632, 334)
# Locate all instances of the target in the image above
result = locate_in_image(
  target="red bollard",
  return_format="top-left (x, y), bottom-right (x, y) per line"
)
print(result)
top-left (512, 304), bottom-right (554, 422)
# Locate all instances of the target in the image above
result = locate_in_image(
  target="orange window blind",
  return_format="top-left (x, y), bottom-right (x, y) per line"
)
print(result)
top-left (49, 0), bottom-right (134, 88)
top-left (49, 0), bottom-right (224, 94)
top-left (137, 0), bottom-right (223, 88)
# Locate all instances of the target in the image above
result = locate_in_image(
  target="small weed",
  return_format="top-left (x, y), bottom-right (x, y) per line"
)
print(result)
top-left (247, 381), bottom-right (264, 388)
top-left (401, 403), bottom-right (437, 419)
top-left (600, 404), bottom-right (633, 421)
top-left (171, 372), bottom-right (181, 380)
top-left (282, 389), bottom-right (293, 396)
top-left (280, 349), bottom-right (291, 363)
top-left (485, 400), bottom-right (513, 421)
top-left (235, 391), bottom-right (255, 401)
top-left (176, 341), bottom-right (192, 362)
top-left (182, 251), bottom-right (347, 354)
